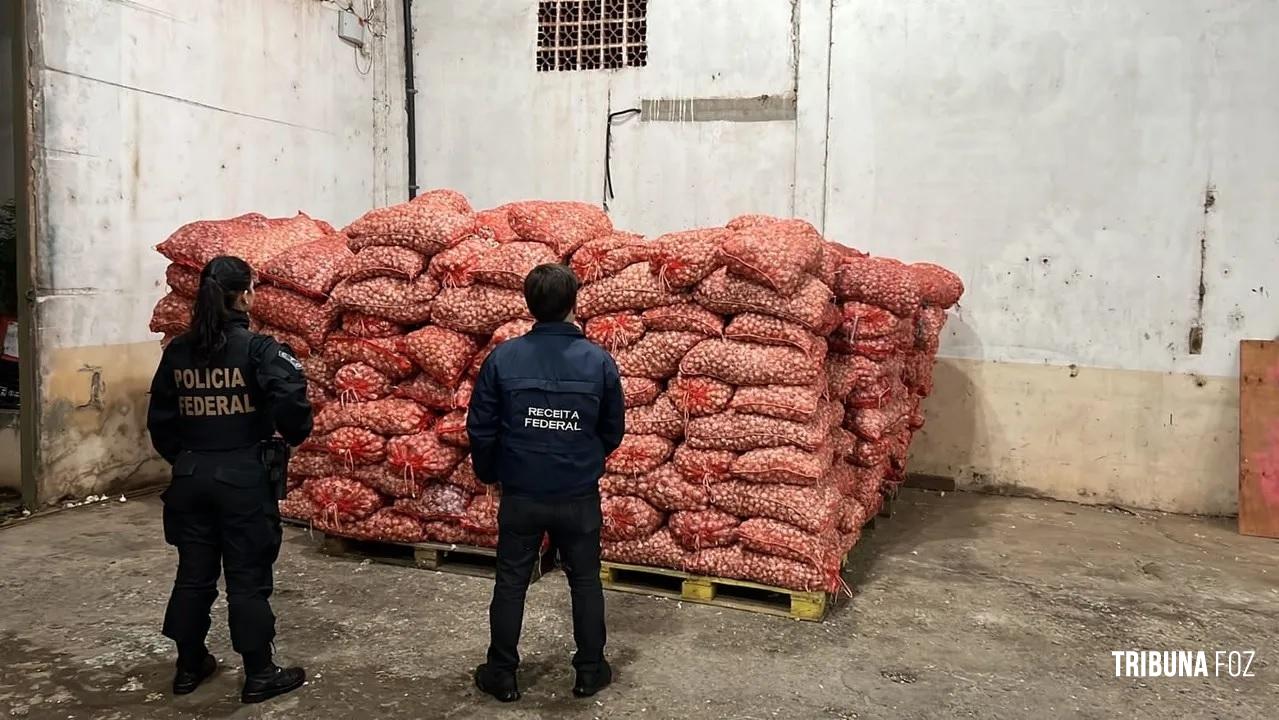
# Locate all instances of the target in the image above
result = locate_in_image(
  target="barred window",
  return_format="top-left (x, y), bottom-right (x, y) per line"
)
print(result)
top-left (537, 0), bottom-right (648, 72)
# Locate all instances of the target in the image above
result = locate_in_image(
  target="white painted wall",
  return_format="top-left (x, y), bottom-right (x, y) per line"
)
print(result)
top-left (27, 0), bottom-right (407, 504)
top-left (412, 0), bottom-right (1279, 513)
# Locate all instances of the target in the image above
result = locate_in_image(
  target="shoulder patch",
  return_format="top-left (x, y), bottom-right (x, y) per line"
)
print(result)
top-left (278, 350), bottom-right (303, 371)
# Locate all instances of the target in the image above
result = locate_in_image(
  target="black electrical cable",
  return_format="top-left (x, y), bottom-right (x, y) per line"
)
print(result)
top-left (603, 107), bottom-right (641, 210)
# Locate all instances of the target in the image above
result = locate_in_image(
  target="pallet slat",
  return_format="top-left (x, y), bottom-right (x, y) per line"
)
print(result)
top-left (600, 560), bottom-right (839, 621)
top-left (319, 533), bottom-right (553, 582)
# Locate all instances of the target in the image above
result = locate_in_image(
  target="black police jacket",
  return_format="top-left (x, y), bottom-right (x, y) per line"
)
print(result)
top-left (146, 311), bottom-right (314, 463)
top-left (466, 321), bottom-right (625, 498)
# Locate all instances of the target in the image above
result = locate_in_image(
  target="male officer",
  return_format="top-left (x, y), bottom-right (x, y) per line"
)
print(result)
top-left (467, 263), bottom-right (625, 702)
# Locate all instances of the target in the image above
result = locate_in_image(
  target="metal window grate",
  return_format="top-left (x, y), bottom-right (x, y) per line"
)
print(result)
top-left (537, 0), bottom-right (648, 72)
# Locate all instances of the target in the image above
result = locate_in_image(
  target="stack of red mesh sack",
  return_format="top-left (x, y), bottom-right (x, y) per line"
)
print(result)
top-left (826, 256), bottom-right (964, 513)
top-left (574, 216), bottom-right (872, 594)
top-left (148, 211), bottom-right (347, 354)
top-left (281, 192), bottom-right (616, 547)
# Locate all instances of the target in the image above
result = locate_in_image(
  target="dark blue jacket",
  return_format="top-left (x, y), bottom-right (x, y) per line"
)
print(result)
top-left (466, 321), bottom-right (625, 498)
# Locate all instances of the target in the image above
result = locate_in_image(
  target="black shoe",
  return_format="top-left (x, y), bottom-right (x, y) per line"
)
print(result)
top-left (173, 655), bottom-right (218, 695)
top-left (573, 661), bottom-right (612, 698)
top-left (241, 665), bottom-right (306, 704)
top-left (474, 664), bottom-right (520, 703)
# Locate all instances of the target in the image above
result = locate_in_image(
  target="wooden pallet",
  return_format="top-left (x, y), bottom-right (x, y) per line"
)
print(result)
top-left (320, 534), bottom-right (553, 582)
top-left (599, 561), bottom-right (841, 621)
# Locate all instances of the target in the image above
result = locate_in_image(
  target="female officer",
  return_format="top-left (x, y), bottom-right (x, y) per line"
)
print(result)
top-left (146, 255), bottom-right (313, 703)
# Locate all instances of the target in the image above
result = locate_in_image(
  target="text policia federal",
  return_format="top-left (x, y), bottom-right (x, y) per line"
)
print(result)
top-left (1111, 650), bottom-right (1256, 678)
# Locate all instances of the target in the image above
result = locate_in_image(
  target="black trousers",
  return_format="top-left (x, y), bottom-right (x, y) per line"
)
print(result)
top-left (487, 494), bottom-right (606, 676)
top-left (161, 449), bottom-right (282, 665)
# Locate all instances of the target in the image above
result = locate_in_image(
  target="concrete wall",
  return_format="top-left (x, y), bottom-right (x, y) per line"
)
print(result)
top-left (0, 20), bottom-right (13, 203)
top-left (413, 0), bottom-right (1278, 513)
top-left (27, 0), bottom-right (407, 505)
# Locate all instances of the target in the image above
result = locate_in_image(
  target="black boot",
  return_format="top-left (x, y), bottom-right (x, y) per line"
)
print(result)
top-left (241, 665), bottom-right (306, 704)
top-left (573, 660), bottom-right (612, 698)
top-left (474, 664), bottom-right (520, 702)
top-left (172, 654), bottom-right (218, 695)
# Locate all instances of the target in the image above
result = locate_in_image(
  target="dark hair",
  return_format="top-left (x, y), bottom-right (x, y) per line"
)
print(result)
top-left (523, 263), bottom-right (579, 322)
top-left (185, 255), bottom-right (253, 362)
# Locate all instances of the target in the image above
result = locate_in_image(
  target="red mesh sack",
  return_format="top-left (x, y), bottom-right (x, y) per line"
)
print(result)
top-left (444, 458), bottom-right (486, 493)
top-left (684, 545), bottom-right (749, 578)
top-left (330, 274), bottom-right (439, 325)
top-left (157, 213), bottom-right (271, 269)
top-left (289, 451), bottom-right (349, 479)
top-left (838, 497), bottom-right (870, 534)
top-left (279, 488), bottom-right (320, 521)
top-left (687, 409), bottom-right (830, 452)
top-left (672, 447), bottom-right (737, 485)
top-left (251, 286), bottom-right (333, 348)
top-left (345, 202), bottom-right (479, 256)
top-left (911, 263), bottom-right (964, 308)
top-left (614, 331), bottom-right (705, 380)
top-left (341, 509), bottom-right (429, 543)
top-left (394, 482), bottom-right (470, 522)
top-left (849, 393), bottom-right (912, 442)
top-left (902, 353), bottom-right (935, 397)
top-left (476, 206), bottom-right (519, 242)
top-left (436, 409), bottom-right (470, 448)
top-left (421, 520), bottom-right (469, 544)
top-left (333, 363), bottom-right (391, 403)
top-left (260, 236), bottom-right (353, 299)
top-left (605, 434), bottom-right (675, 476)
top-left (826, 353), bottom-right (903, 401)
top-left (830, 428), bottom-right (859, 462)
top-left (718, 220), bottom-right (823, 295)
top-left (340, 245), bottom-right (425, 283)
top-left (325, 334), bottom-right (416, 380)
top-left (471, 241), bottom-right (560, 289)
top-left (150, 293), bottom-right (192, 335)
top-left (412, 188), bottom-right (473, 214)
top-left (506, 200), bottom-right (613, 256)
top-left (679, 339), bottom-right (821, 387)
top-left (432, 284), bottom-right (530, 335)
top-left (452, 379), bottom-right (475, 410)
top-left (668, 509), bottom-right (740, 550)
top-left (301, 427), bottom-right (387, 466)
top-left (695, 269), bottom-right (835, 333)
top-left (166, 264), bottom-right (200, 298)
top-left (427, 235), bottom-right (498, 288)
top-left (641, 303), bottom-right (725, 337)
top-left (730, 383), bottom-right (824, 423)
top-left (462, 493), bottom-right (501, 536)
top-left (584, 313), bottom-right (646, 353)
top-left (257, 326), bottom-right (311, 358)
top-left (304, 476), bottom-right (385, 523)
top-left (725, 214), bottom-right (783, 230)
top-left (387, 432), bottom-right (466, 481)
top-left (915, 306), bottom-right (948, 354)
top-left (667, 376), bottom-right (735, 418)
top-left (469, 326), bottom-right (533, 378)
top-left (745, 549), bottom-right (841, 592)
top-left (649, 229), bottom-right (730, 290)
top-left (621, 376), bottom-right (662, 408)
top-left (724, 313), bottom-right (826, 359)
top-left (835, 257), bottom-right (923, 316)
top-left (401, 326), bottom-right (480, 386)
top-left (571, 232), bottom-right (650, 282)
top-left (604, 465), bottom-right (708, 511)
top-left (601, 496), bottom-right (664, 542)
top-left (601, 528), bottom-right (688, 568)
top-left (818, 241), bottom-right (867, 287)
top-left (731, 445), bottom-right (834, 486)
top-left (624, 395), bottom-right (684, 439)
top-left (709, 481), bottom-right (841, 534)
top-left (737, 518), bottom-right (843, 570)
top-left (839, 301), bottom-right (904, 339)
top-left (351, 463), bottom-right (423, 500)
top-left (851, 437), bottom-right (893, 468)
top-left (576, 262), bottom-right (681, 318)
top-left (314, 398), bottom-right (431, 437)
top-left (391, 374), bottom-right (463, 410)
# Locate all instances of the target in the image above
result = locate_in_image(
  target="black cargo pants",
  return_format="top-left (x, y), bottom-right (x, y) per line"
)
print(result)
top-left (161, 450), bottom-right (282, 666)
top-left (487, 494), bottom-right (606, 676)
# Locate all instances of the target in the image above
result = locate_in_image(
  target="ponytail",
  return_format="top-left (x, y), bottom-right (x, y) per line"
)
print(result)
top-left (184, 255), bottom-right (253, 363)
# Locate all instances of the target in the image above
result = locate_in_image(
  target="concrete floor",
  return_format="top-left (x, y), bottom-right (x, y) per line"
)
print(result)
top-left (0, 490), bottom-right (1276, 720)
